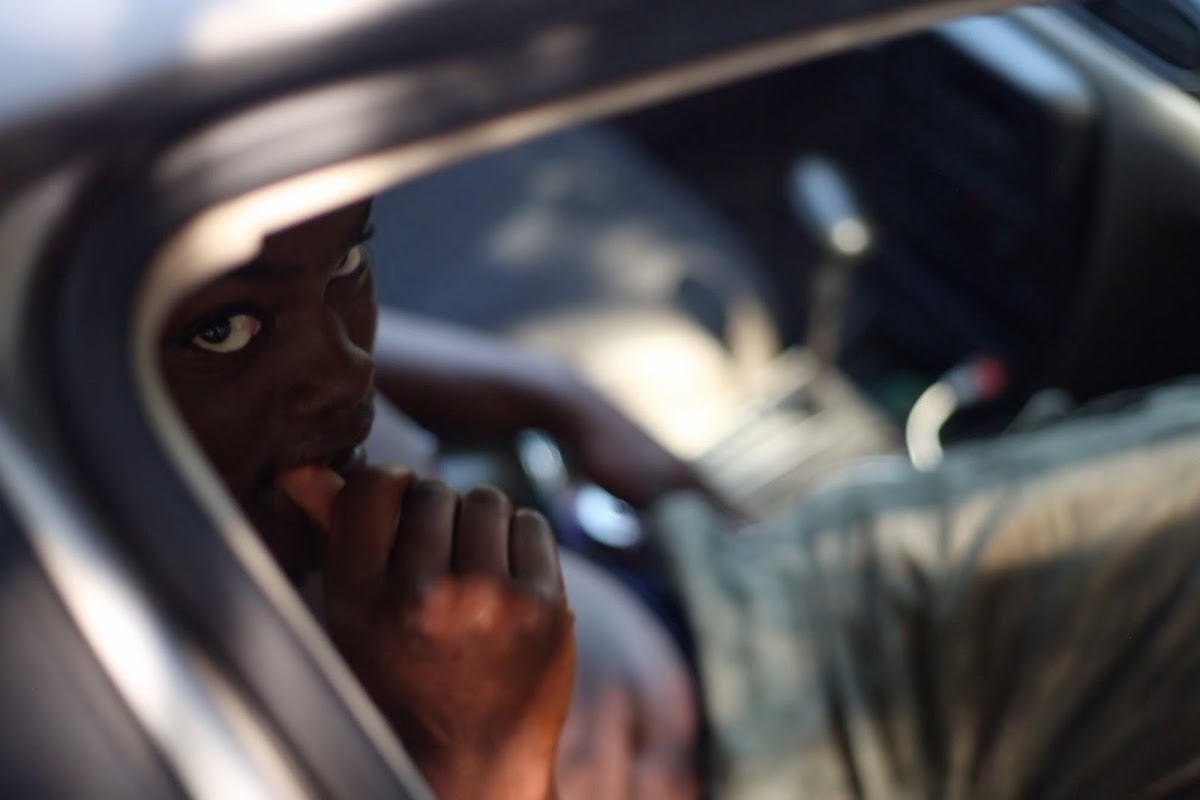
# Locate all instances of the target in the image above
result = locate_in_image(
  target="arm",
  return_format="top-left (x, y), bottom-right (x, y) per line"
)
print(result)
top-left (373, 308), bottom-right (577, 444)
top-left (373, 308), bottom-right (717, 510)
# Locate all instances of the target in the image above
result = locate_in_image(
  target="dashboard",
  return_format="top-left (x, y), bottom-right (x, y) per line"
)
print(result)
top-left (619, 3), bottom-right (1200, 442)
top-left (844, 13), bottom-right (1096, 429)
top-left (852, 4), bottom-right (1200, 429)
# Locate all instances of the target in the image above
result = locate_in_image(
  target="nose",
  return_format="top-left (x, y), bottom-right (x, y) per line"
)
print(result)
top-left (281, 307), bottom-right (375, 419)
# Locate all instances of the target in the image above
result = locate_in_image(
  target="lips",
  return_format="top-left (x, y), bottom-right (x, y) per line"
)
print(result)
top-left (249, 414), bottom-right (373, 584)
top-left (326, 443), bottom-right (368, 477)
top-left (269, 399), bottom-right (375, 482)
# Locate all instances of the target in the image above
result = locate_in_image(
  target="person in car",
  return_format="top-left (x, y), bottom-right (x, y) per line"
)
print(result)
top-left (160, 198), bottom-right (701, 799)
top-left (161, 197), bottom-right (1200, 799)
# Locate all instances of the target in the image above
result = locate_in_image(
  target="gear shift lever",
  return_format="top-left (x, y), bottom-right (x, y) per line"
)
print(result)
top-left (787, 154), bottom-right (874, 368)
top-left (695, 157), bottom-right (894, 514)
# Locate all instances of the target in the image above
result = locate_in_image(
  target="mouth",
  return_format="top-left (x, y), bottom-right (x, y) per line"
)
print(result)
top-left (325, 443), bottom-right (368, 478)
top-left (268, 401), bottom-right (375, 484)
top-left (240, 403), bottom-right (374, 584)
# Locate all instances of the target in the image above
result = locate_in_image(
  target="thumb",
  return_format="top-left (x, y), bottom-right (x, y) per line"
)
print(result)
top-left (277, 465), bottom-right (345, 534)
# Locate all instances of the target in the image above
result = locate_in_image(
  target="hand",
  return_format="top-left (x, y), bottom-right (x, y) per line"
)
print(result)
top-left (279, 466), bottom-right (575, 800)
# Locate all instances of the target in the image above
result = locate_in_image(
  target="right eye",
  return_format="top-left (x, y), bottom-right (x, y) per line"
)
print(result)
top-left (331, 243), bottom-right (363, 278)
top-left (191, 313), bottom-right (263, 354)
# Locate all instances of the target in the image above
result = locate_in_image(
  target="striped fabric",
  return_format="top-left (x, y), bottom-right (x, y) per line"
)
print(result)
top-left (653, 380), bottom-right (1200, 799)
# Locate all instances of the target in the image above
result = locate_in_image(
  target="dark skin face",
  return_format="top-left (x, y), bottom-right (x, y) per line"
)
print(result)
top-left (160, 200), bottom-right (377, 580)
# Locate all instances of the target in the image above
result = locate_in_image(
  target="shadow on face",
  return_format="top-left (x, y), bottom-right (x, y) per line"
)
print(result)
top-left (159, 199), bottom-right (378, 580)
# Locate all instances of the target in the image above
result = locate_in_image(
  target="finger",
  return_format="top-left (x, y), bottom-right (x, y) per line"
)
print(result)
top-left (277, 465), bottom-right (345, 534)
top-left (324, 466), bottom-right (414, 598)
top-left (509, 508), bottom-right (562, 596)
top-left (453, 486), bottom-right (512, 576)
top-left (391, 478), bottom-right (457, 587)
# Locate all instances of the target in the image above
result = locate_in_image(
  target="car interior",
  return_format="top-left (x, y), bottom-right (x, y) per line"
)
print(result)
top-left (341, 2), bottom-right (1200, 518)
top-left (6, 0), bottom-right (1200, 795)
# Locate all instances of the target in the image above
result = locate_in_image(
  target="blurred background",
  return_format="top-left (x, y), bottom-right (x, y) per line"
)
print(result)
top-left (370, 5), bottom-right (1200, 513)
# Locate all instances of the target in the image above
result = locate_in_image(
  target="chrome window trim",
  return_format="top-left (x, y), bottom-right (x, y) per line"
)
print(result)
top-left (0, 415), bottom-right (312, 800)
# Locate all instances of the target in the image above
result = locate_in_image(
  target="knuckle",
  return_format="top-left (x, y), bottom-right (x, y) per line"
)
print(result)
top-left (406, 477), bottom-right (456, 505)
top-left (393, 578), bottom-right (453, 623)
top-left (461, 577), bottom-right (506, 612)
top-left (372, 464), bottom-right (414, 487)
top-left (332, 467), bottom-right (411, 531)
top-left (512, 507), bottom-right (549, 533)
top-left (508, 586), bottom-right (565, 629)
top-left (463, 484), bottom-right (512, 513)
top-left (340, 465), bottom-right (411, 500)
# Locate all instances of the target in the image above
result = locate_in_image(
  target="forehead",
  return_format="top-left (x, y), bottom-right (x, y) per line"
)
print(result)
top-left (162, 199), bottom-right (373, 332)
top-left (258, 200), bottom-right (372, 264)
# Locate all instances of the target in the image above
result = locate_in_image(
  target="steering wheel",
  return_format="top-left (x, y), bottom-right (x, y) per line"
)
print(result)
top-left (514, 429), bottom-right (645, 560)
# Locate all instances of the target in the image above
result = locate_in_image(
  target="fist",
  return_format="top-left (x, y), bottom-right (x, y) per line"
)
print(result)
top-left (280, 466), bottom-right (575, 800)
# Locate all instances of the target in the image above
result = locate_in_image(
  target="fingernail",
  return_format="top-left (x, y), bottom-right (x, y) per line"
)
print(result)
top-left (277, 465), bottom-right (344, 532)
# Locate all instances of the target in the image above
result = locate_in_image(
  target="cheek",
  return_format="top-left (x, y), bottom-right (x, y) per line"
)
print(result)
top-left (161, 361), bottom-right (275, 494)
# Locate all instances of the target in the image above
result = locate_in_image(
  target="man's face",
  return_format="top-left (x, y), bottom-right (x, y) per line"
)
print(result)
top-left (160, 201), bottom-right (377, 580)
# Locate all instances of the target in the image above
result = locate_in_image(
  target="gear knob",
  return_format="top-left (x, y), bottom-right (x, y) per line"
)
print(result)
top-left (787, 154), bottom-right (874, 368)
